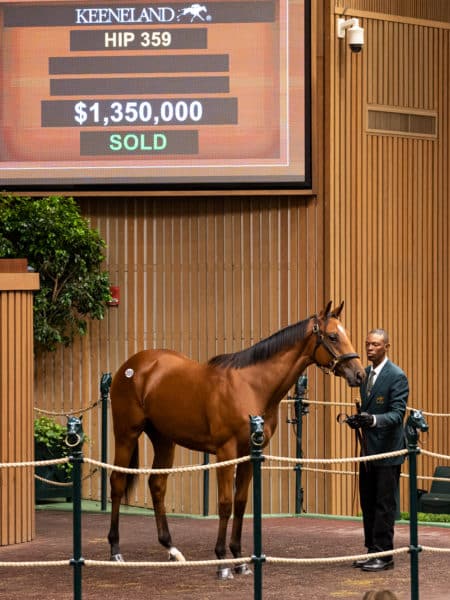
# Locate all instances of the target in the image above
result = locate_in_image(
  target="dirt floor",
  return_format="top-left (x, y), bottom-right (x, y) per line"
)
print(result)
top-left (1, 508), bottom-right (450, 600)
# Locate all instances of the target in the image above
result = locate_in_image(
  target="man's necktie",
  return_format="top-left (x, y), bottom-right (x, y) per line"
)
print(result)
top-left (367, 369), bottom-right (375, 395)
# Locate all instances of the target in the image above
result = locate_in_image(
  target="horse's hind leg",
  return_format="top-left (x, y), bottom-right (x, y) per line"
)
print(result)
top-left (108, 439), bottom-right (140, 561)
top-left (108, 471), bottom-right (126, 561)
top-left (229, 461), bottom-right (253, 575)
top-left (147, 432), bottom-right (184, 561)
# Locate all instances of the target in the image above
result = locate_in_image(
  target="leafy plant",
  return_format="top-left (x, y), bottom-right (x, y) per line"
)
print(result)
top-left (0, 194), bottom-right (111, 353)
top-left (34, 416), bottom-right (73, 476)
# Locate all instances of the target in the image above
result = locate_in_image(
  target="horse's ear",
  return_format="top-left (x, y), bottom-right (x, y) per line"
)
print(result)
top-left (322, 300), bottom-right (333, 317)
top-left (331, 301), bottom-right (345, 319)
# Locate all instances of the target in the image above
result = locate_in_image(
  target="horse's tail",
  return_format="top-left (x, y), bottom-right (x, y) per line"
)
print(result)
top-left (124, 443), bottom-right (139, 504)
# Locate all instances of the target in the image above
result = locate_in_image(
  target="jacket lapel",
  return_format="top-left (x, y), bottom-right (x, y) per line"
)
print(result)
top-left (372, 360), bottom-right (391, 393)
top-left (362, 360), bottom-right (390, 411)
top-left (364, 360), bottom-right (392, 410)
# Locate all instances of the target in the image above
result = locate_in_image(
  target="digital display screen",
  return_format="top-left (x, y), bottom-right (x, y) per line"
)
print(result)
top-left (0, 0), bottom-right (310, 190)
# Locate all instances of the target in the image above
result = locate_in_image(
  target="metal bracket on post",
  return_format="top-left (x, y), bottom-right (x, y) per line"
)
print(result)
top-left (100, 372), bottom-right (112, 511)
top-left (286, 375), bottom-right (309, 514)
top-left (250, 415), bottom-right (265, 600)
top-left (100, 372), bottom-right (112, 399)
top-left (66, 416), bottom-right (85, 600)
top-left (405, 409), bottom-right (429, 600)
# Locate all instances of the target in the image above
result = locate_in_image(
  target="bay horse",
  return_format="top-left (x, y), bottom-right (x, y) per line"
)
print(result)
top-left (107, 301), bottom-right (365, 577)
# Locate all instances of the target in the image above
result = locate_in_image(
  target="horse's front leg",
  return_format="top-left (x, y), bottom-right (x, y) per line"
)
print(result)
top-left (215, 463), bottom-right (235, 579)
top-left (229, 460), bottom-right (253, 575)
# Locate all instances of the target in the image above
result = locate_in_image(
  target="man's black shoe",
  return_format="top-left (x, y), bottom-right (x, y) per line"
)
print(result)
top-left (352, 557), bottom-right (372, 568)
top-left (361, 558), bottom-right (394, 571)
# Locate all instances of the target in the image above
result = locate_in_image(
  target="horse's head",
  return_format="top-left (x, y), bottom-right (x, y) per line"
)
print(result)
top-left (309, 301), bottom-right (365, 387)
top-left (405, 409), bottom-right (428, 444)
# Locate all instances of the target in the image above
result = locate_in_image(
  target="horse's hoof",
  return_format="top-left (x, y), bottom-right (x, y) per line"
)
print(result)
top-left (234, 563), bottom-right (252, 575)
top-left (217, 566), bottom-right (234, 580)
top-left (110, 553), bottom-right (124, 562)
top-left (168, 547), bottom-right (186, 562)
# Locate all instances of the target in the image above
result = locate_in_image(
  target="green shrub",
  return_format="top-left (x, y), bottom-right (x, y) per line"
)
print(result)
top-left (34, 416), bottom-right (73, 476)
top-left (0, 194), bottom-right (111, 353)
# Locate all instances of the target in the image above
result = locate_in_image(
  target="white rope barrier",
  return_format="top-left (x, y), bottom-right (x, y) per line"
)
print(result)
top-left (3, 448), bottom-right (450, 485)
top-left (0, 455), bottom-right (249, 474)
top-left (265, 547), bottom-right (409, 565)
top-left (414, 410), bottom-right (450, 418)
top-left (282, 398), bottom-right (355, 407)
top-left (84, 556), bottom-right (252, 568)
top-left (421, 546), bottom-right (450, 554)
top-left (0, 449), bottom-right (411, 473)
top-left (420, 449), bottom-right (450, 461)
top-left (264, 449), bottom-right (408, 465)
top-left (0, 560), bottom-right (70, 567)
top-left (5, 447), bottom-right (450, 475)
top-left (300, 466), bottom-right (356, 476)
top-left (34, 474), bottom-right (73, 487)
top-left (33, 399), bottom-right (450, 417)
top-left (83, 455), bottom-right (250, 474)
top-left (0, 457), bottom-right (69, 469)
top-left (3, 546), bottom-right (450, 571)
top-left (264, 466), bottom-right (448, 481)
top-left (34, 402), bottom-right (101, 417)
top-left (283, 396), bottom-right (450, 419)
top-left (33, 400), bottom-right (450, 420)
top-left (262, 465), bottom-right (357, 475)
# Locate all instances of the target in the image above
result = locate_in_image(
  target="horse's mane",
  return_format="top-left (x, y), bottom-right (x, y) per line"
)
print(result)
top-left (208, 316), bottom-right (311, 369)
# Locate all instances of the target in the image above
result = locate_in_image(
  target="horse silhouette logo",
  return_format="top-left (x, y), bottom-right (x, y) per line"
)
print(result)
top-left (176, 3), bottom-right (209, 22)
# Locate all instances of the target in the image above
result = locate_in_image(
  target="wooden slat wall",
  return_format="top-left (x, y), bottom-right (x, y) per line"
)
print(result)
top-left (327, 6), bottom-right (450, 514)
top-left (34, 196), bottom-right (330, 515)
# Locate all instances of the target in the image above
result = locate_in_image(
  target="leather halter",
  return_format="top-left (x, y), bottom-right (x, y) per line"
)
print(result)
top-left (311, 315), bottom-right (360, 374)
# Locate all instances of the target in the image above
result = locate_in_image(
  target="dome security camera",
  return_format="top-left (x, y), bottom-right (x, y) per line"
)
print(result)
top-left (347, 23), bottom-right (364, 53)
top-left (336, 17), bottom-right (364, 53)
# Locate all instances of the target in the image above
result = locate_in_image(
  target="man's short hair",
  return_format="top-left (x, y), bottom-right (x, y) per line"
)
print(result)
top-left (368, 328), bottom-right (389, 344)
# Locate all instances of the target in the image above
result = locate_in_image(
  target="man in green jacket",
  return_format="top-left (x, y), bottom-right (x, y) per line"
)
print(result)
top-left (347, 328), bottom-right (409, 572)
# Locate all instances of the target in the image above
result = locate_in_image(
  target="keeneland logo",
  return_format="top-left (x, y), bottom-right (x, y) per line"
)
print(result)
top-left (176, 4), bottom-right (209, 21)
top-left (75, 4), bottom-right (212, 24)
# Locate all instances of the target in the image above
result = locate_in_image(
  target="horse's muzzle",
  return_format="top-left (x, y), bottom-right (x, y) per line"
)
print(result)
top-left (350, 369), bottom-right (366, 387)
top-left (337, 363), bottom-right (365, 387)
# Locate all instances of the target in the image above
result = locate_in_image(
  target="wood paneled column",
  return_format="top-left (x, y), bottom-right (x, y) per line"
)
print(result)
top-left (0, 260), bottom-right (39, 545)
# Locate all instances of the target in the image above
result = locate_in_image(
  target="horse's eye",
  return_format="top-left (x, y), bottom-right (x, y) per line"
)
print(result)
top-left (328, 333), bottom-right (338, 343)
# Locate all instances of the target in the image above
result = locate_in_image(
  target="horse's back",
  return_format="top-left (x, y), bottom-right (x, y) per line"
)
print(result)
top-left (116, 348), bottom-right (191, 371)
top-left (111, 349), bottom-right (195, 397)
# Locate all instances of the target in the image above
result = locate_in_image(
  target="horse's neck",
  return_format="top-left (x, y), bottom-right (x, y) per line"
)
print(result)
top-left (242, 346), bottom-right (313, 413)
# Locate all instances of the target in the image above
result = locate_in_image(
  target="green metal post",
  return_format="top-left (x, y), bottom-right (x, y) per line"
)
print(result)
top-left (405, 409), bottom-right (428, 600)
top-left (100, 372), bottom-right (112, 511)
top-left (293, 375), bottom-right (308, 514)
top-left (408, 445), bottom-right (420, 600)
top-left (250, 415), bottom-right (265, 600)
top-left (67, 417), bottom-right (85, 600)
